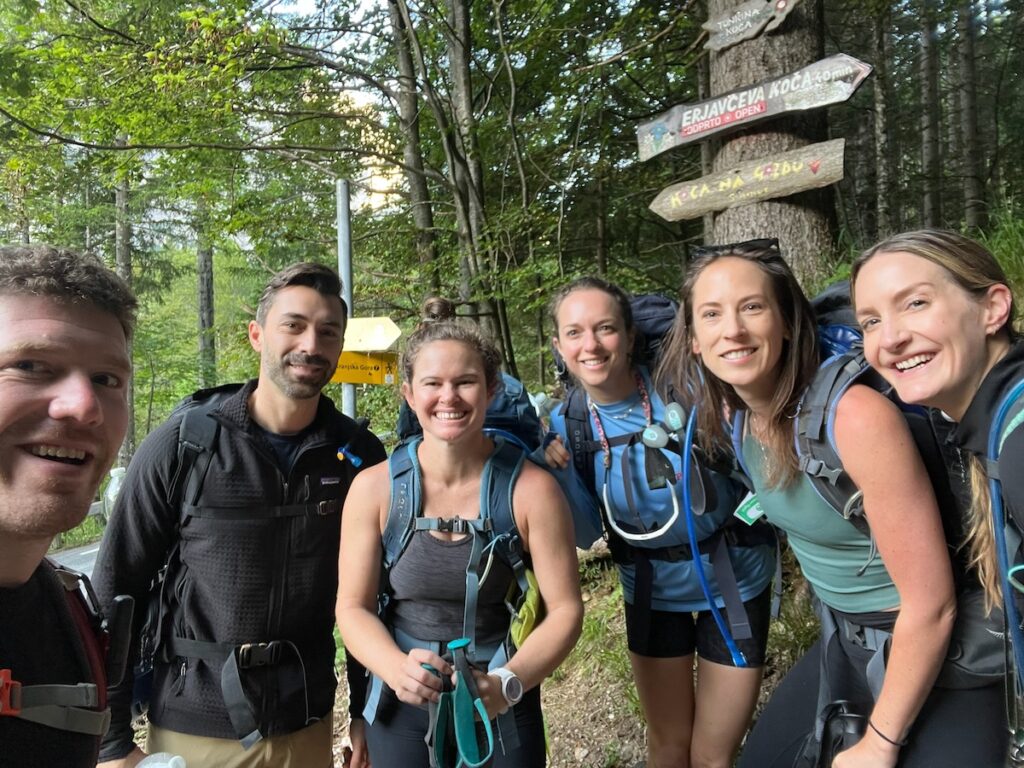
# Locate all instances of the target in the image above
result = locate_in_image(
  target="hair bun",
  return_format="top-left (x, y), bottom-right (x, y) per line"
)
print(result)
top-left (421, 297), bottom-right (457, 323)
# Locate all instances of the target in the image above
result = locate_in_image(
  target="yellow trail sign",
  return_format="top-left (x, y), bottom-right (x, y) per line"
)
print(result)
top-left (331, 351), bottom-right (399, 385)
top-left (344, 316), bottom-right (402, 352)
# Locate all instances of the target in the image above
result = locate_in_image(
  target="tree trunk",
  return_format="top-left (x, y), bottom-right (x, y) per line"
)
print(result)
top-left (388, 0), bottom-right (440, 294)
top-left (114, 137), bottom-right (135, 464)
top-left (196, 212), bottom-right (216, 388)
top-left (959, 0), bottom-right (987, 230)
top-left (707, 0), bottom-right (834, 283)
top-left (873, 6), bottom-right (893, 238)
top-left (921, 3), bottom-right (942, 227)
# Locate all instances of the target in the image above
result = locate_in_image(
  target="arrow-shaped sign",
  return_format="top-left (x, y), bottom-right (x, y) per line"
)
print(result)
top-left (343, 316), bottom-right (402, 352)
top-left (637, 54), bottom-right (871, 161)
top-left (703, 0), bottom-right (801, 53)
top-left (648, 139), bottom-right (845, 222)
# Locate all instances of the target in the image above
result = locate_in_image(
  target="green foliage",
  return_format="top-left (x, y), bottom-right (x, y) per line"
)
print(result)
top-left (981, 202), bottom-right (1024, 298)
top-left (49, 515), bottom-right (106, 552)
top-left (566, 556), bottom-right (641, 717)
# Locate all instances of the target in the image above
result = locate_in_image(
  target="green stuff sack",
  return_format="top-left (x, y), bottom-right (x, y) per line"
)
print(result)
top-left (509, 569), bottom-right (543, 650)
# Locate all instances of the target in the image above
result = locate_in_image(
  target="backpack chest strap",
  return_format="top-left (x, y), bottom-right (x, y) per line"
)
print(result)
top-left (182, 500), bottom-right (340, 519)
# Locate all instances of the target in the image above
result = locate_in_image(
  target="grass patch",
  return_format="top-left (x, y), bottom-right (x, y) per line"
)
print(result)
top-left (48, 514), bottom-right (106, 552)
top-left (565, 556), bottom-right (641, 718)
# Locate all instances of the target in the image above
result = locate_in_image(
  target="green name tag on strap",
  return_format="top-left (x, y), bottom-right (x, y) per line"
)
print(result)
top-left (734, 492), bottom-right (765, 525)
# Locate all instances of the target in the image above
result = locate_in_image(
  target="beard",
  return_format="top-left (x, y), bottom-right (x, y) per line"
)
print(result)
top-left (264, 352), bottom-right (333, 399)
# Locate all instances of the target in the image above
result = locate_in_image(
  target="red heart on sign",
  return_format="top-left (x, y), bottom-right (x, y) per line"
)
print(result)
top-left (809, 160), bottom-right (821, 174)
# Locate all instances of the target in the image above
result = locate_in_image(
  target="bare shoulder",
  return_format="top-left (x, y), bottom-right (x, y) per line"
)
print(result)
top-left (834, 382), bottom-right (906, 438)
top-left (351, 459), bottom-right (391, 494)
top-left (514, 460), bottom-right (563, 497)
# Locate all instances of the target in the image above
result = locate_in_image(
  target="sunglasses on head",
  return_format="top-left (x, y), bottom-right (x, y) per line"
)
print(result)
top-left (688, 237), bottom-right (781, 259)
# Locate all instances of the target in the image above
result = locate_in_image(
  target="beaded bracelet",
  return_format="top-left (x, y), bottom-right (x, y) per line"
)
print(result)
top-left (868, 719), bottom-right (908, 747)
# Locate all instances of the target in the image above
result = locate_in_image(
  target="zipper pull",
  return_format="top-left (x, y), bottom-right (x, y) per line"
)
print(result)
top-left (172, 660), bottom-right (188, 695)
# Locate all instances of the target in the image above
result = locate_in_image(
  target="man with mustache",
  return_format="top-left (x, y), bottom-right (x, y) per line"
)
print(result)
top-left (0, 244), bottom-right (136, 768)
top-left (93, 262), bottom-right (386, 768)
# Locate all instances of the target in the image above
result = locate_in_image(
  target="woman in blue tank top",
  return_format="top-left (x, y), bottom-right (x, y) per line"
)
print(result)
top-left (337, 298), bottom-right (583, 767)
top-left (545, 277), bottom-right (776, 768)
top-left (657, 239), bottom-right (1005, 767)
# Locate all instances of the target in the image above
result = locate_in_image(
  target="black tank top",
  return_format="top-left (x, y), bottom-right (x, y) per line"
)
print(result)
top-left (389, 530), bottom-right (514, 649)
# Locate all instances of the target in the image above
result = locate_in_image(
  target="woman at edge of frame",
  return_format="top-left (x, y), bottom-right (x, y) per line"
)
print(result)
top-left (657, 237), bottom-right (1005, 768)
top-left (852, 228), bottom-right (1019, 763)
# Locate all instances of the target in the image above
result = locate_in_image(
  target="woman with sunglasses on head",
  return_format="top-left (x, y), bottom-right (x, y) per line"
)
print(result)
top-left (545, 277), bottom-right (777, 768)
top-left (658, 239), bottom-right (1005, 767)
top-left (337, 298), bottom-right (583, 767)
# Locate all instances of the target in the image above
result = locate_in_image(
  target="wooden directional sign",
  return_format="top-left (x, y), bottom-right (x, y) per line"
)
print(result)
top-left (331, 351), bottom-right (399, 385)
top-left (637, 54), bottom-right (871, 161)
top-left (343, 316), bottom-right (402, 352)
top-left (649, 138), bottom-right (845, 222)
top-left (703, 0), bottom-right (801, 53)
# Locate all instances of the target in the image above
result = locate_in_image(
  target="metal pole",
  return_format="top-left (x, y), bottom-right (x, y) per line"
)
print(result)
top-left (337, 179), bottom-right (356, 418)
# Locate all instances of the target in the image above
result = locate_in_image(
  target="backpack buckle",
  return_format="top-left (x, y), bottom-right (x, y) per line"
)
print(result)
top-left (437, 518), bottom-right (471, 534)
top-left (0, 669), bottom-right (23, 716)
top-left (237, 642), bottom-right (282, 669)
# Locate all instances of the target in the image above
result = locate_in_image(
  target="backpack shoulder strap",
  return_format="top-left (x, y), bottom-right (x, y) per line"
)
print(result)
top-left (167, 395), bottom-right (223, 511)
top-left (994, 383), bottom-right (1024, 467)
top-left (794, 350), bottom-right (872, 535)
top-left (382, 438), bottom-right (423, 571)
top-left (562, 386), bottom-right (599, 496)
top-left (0, 563), bottom-right (113, 737)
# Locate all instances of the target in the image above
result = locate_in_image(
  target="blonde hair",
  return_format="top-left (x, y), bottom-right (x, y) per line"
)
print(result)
top-left (854, 229), bottom-right (1017, 608)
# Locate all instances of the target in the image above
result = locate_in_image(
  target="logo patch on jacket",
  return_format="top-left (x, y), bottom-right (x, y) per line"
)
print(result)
top-left (321, 476), bottom-right (341, 485)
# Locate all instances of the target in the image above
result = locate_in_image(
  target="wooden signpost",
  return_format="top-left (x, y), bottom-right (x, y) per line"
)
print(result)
top-left (648, 139), bottom-right (845, 222)
top-left (703, 0), bottom-right (801, 53)
top-left (637, 54), bottom-right (871, 161)
top-left (331, 350), bottom-right (399, 386)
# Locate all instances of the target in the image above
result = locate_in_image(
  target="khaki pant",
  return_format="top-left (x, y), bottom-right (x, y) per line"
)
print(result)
top-left (147, 714), bottom-right (333, 768)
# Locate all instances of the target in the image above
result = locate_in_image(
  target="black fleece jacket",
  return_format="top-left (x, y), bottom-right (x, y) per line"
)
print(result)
top-left (952, 341), bottom-right (1024, 531)
top-left (92, 380), bottom-right (385, 760)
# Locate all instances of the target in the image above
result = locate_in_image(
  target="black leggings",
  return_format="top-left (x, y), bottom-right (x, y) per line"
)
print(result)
top-left (737, 636), bottom-right (1008, 768)
top-left (365, 684), bottom-right (546, 767)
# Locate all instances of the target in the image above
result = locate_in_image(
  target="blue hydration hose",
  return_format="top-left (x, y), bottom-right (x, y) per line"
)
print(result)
top-left (680, 404), bottom-right (747, 667)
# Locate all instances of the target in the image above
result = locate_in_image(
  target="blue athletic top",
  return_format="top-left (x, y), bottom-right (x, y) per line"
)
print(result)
top-left (548, 367), bottom-right (775, 612)
top-left (741, 434), bottom-right (899, 613)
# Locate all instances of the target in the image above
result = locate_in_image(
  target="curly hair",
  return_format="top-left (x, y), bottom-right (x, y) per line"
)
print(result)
top-left (0, 244), bottom-right (137, 340)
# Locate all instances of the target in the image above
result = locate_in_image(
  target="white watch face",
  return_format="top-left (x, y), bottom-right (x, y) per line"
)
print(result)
top-left (503, 674), bottom-right (524, 704)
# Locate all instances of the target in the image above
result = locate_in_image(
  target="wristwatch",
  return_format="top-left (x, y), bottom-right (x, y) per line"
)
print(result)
top-left (491, 666), bottom-right (524, 706)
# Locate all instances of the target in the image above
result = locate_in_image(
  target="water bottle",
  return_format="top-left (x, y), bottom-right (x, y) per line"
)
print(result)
top-left (102, 467), bottom-right (126, 522)
top-left (136, 753), bottom-right (187, 768)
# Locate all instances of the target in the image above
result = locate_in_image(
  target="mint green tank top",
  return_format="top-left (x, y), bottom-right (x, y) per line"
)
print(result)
top-left (742, 435), bottom-right (899, 613)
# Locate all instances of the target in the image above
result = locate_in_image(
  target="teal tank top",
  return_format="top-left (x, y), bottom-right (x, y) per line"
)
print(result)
top-left (742, 434), bottom-right (899, 613)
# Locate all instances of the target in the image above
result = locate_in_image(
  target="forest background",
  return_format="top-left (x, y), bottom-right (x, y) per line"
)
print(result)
top-left (3, 0), bottom-right (1023, 763)
top-left (5, 0), bottom-right (1023, 454)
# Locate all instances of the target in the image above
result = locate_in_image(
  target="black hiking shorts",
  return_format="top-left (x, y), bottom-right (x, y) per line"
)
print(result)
top-left (625, 585), bottom-right (771, 664)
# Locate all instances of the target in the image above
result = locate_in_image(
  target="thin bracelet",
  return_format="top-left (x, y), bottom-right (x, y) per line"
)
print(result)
top-left (867, 718), bottom-right (908, 747)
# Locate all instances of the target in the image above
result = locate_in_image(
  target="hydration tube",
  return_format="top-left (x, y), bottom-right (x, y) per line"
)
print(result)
top-left (681, 405), bottom-right (747, 668)
top-left (988, 379), bottom-right (1024, 691)
top-left (603, 477), bottom-right (681, 542)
